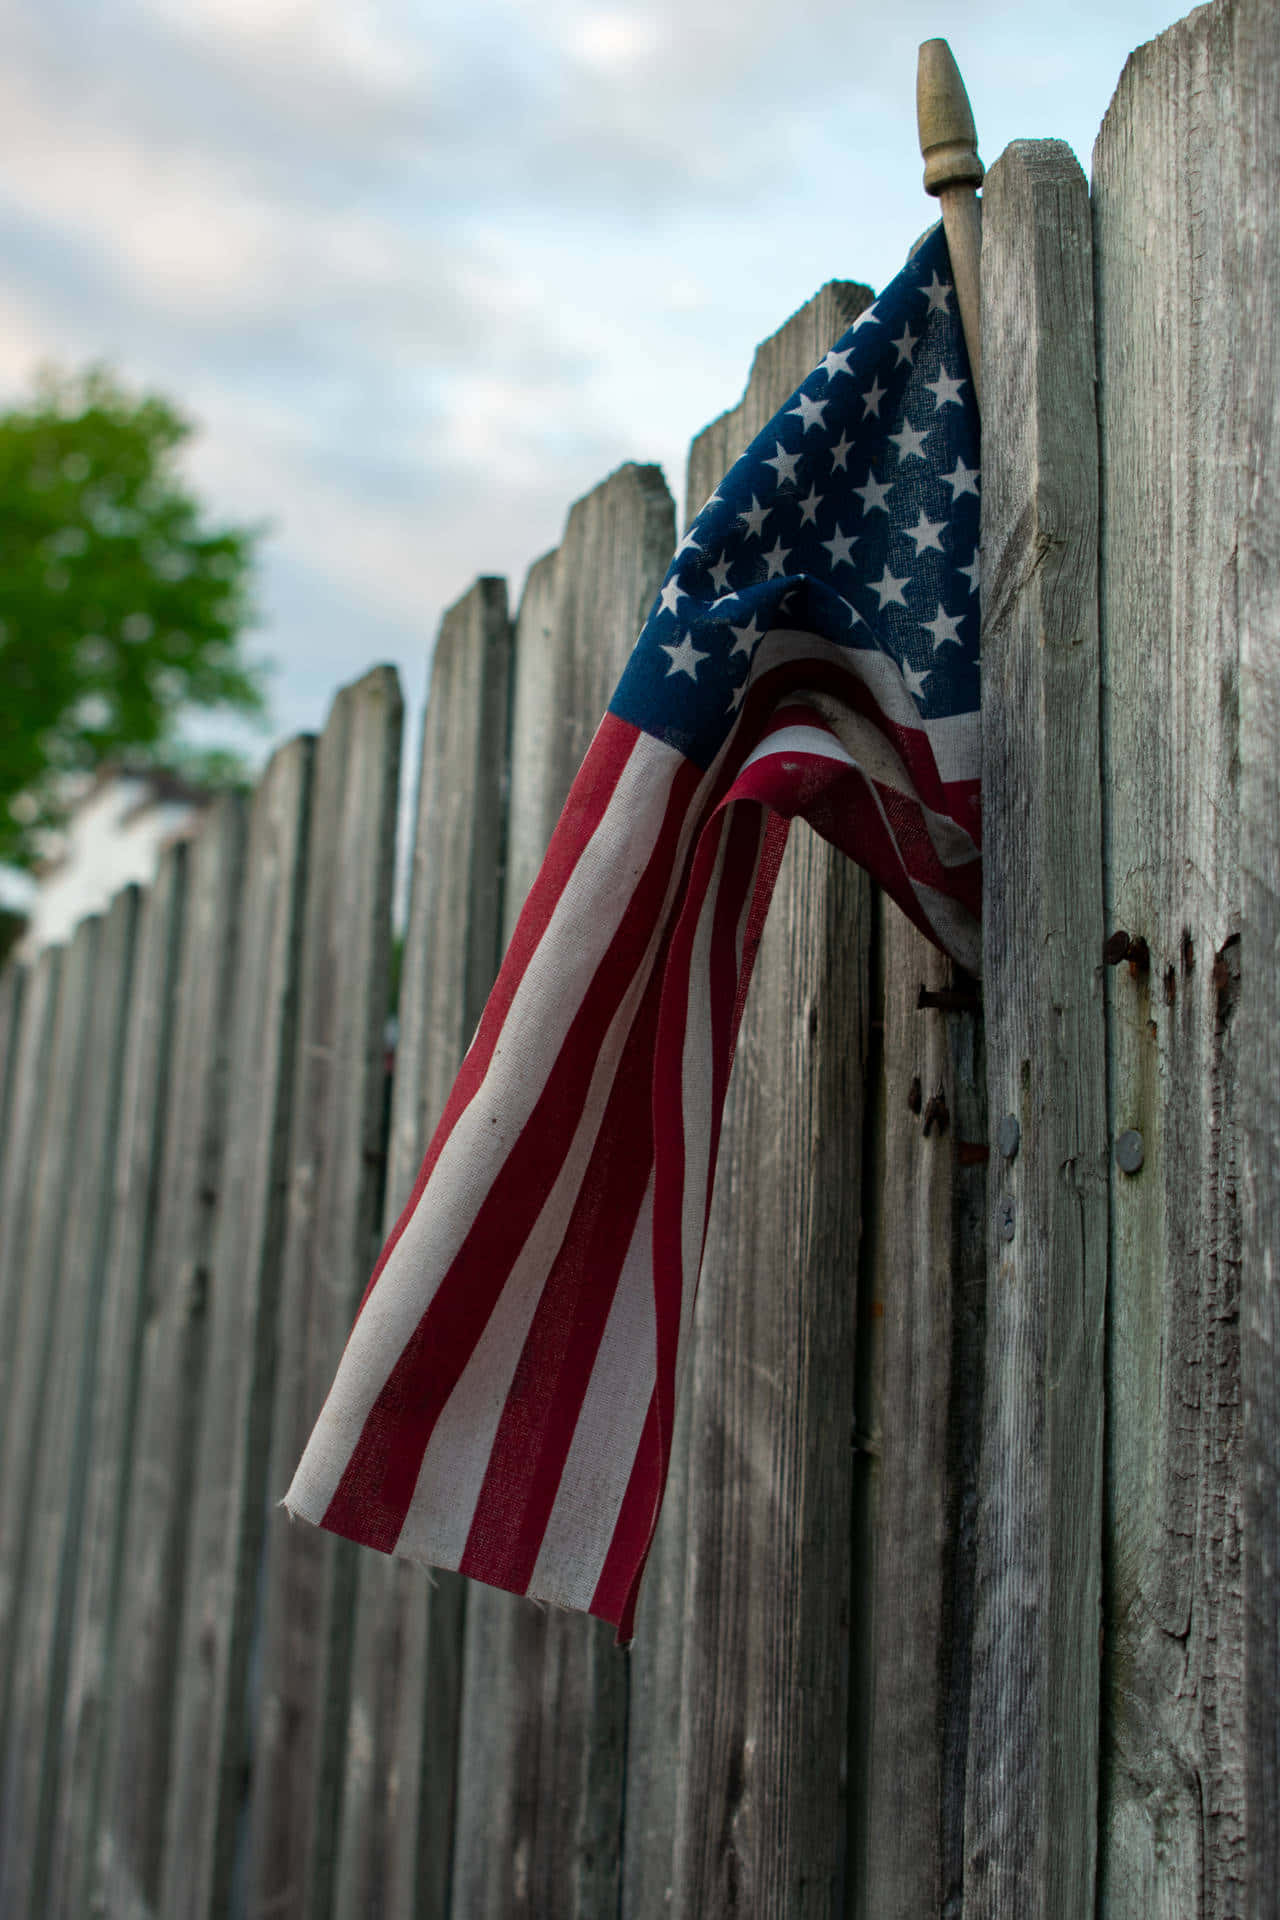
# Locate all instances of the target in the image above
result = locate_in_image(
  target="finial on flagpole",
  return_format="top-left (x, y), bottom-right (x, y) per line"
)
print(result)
top-left (917, 39), bottom-right (983, 410)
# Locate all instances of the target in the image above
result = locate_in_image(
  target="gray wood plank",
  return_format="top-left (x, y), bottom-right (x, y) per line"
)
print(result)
top-left (1237, 1), bottom-right (1280, 1909)
top-left (0, 961), bottom-right (25, 1177)
top-left (642, 278), bottom-right (873, 1920)
top-left (849, 913), bottom-right (986, 1919)
top-left (0, 922), bottom-right (97, 1763)
top-left (157, 736), bottom-right (314, 1920)
top-left (0, 886), bottom-right (141, 1918)
top-left (333, 587), bottom-right (510, 1920)
top-left (92, 793), bottom-right (247, 1918)
top-left (451, 465), bottom-right (674, 1920)
top-left (45, 847), bottom-right (188, 1920)
top-left (244, 666), bottom-right (403, 1920)
top-left (1094, 10), bottom-right (1248, 1909)
top-left (0, 944), bottom-right (62, 1473)
top-left (963, 137), bottom-right (1106, 1918)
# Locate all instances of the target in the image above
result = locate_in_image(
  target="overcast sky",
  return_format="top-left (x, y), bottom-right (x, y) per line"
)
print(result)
top-left (1, 0), bottom-right (1182, 795)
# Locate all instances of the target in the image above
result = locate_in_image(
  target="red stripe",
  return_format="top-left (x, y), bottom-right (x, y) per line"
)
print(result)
top-left (321, 746), bottom-right (706, 1552)
top-left (354, 714), bottom-right (644, 1321)
top-left (458, 953), bottom-right (664, 1593)
top-left (590, 1393), bottom-right (662, 1637)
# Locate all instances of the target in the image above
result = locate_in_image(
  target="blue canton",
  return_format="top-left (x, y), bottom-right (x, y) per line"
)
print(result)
top-left (610, 224), bottom-right (980, 767)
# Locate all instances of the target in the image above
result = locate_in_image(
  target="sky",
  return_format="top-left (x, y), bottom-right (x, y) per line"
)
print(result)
top-left (0, 0), bottom-right (1185, 893)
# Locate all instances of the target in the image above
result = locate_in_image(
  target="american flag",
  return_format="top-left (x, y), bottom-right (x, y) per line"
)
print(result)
top-left (285, 224), bottom-right (980, 1641)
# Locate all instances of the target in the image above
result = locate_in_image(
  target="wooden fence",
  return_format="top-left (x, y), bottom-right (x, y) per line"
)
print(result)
top-left (0, 1), bottom-right (1275, 1911)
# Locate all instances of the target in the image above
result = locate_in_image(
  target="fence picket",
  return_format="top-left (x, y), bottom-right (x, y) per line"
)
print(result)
top-left (92, 794), bottom-right (247, 1917)
top-left (0, 888), bottom-right (140, 1916)
top-left (47, 846), bottom-right (187, 1920)
top-left (158, 737), bottom-right (313, 1920)
top-left (333, 585), bottom-right (511, 1920)
top-left (1094, 10), bottom-right (1247, 1908)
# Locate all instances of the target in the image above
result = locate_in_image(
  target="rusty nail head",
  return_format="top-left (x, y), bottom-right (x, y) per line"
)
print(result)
top-left (1103, 929), bottom-right (1131, 966)
top-left (996, 1114), bottom-right (1020, 1160)
top-left (998, 1196), bottom-right (1015, 1242)
top-left (1116, 1129), bottom-right (1145, 1174)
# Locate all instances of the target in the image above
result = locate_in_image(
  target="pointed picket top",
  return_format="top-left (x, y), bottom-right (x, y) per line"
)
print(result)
top-left (917, 37), bottom-right (984, 409)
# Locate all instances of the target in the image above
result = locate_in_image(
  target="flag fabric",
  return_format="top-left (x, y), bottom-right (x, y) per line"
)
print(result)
top-left (285, 223), bottom-right (981, 1642)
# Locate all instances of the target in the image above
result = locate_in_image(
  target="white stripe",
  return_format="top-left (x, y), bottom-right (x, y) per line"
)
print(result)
top-left (746, 704), bottom-right (979, 872)
top-left (285, 730), bottom-right (697, 1523)
top-left (749, 626), bottom-right (980, 784)
top-left (526, 1180), bottom-right (657, 1610)
top-left (676, 823), bottom-right (734, 1376)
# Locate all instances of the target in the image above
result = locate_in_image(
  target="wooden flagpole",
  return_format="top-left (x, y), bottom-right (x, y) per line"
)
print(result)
top-left (917, 38), bottom-right (984, 409)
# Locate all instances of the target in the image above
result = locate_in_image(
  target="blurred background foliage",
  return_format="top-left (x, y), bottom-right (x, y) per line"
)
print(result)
top-left (0, 367), bottom-right (269, 871)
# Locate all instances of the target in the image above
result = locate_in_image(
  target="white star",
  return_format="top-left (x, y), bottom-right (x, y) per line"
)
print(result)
top-left (923, 607), bottom-right (964, 650)
top-left (958, 550), bottom-right (980, 594)
top-left (942, 457), bottom-right (980, 499)
top-left (892, 324), bottom-right (919, 366)
top-left (840, 597), bottom-right (866, 628)
top-left (738, 495), bottom-right (770, 540)
top-left (764, 440), bottom-right (801, 486)
top-left (922, 272), bottom-right (952, 312)
top-left (788, 391), bottom-right (828, 433)
top-left (658, 578), bottom-right (685, 616)
top-left (797, 484), bottom-right (822, 526)
top-left (862, 376), bottom-right (887, 418)
top-left (727, 673), bottom-right (749, 715)
top-left (822, 525), bottom-right (858, 569)
top-left (853, 305), bottom-right (880, 331)
top-left (927, 368), bottom-right (967, 409)
top-left (710, 592), bottom-right (738, 611)
top-left (675, 528), bottom-right (702, 558)
top-left (890, 420), bottom-right (930, 462)
top-left (729, 615), bottom-right (764, 660)
top-left (819, 346), bottom-right (855, 380)
top-left (707, 553), bottom-right (733, 594)
top-left (830, 431), bottom-right (854, 471)
top-left (855, 472), bottom-right (893, 515)
top-left (902, 659), bottom-right (929, 700)
top-left (871, 566), bottom-right (910, 610)
top-left (661, 632), bottom-right (707, 679)
top-left (763, 537), bottom-right (792, 579)
top-left (905, 511), bottom-right (946, 554)
top-left (697, 488), bottom-right (724, 515)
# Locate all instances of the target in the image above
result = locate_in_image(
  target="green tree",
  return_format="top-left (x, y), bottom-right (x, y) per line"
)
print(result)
top-left (0, 366), bottom-right (268, 869)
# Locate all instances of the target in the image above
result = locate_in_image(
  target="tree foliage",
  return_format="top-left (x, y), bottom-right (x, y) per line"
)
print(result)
top-left (0, 367), bottom-right (267, 868)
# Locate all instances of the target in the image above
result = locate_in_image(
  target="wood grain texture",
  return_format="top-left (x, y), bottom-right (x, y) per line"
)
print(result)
top-left (0, 961), bottom-right (24, 1175)
top-left (1094, 9), bottom-right (1248, 1908)
top-left (849, 911), bottom-right (986, 1920)
top-left (0, 921), bottom-right (97, 1783)
top-left (641, 278), bottom-right (872, 1920)
top-left (963, 140), bottom-right (1106, 1917)
top-left (1236, 0), bottom-right (1280, 1908)
top-left (332, 587), bottom-right (510, 1920)
top-left (451, 466), bottom-right (674, 1920)
top-left (158, 736), bottom-right (313, 1920)
top-left (46, 847), bottom-right (187, 1920)
top-left (0, 887), bottom-right (140, 1918)
top-left (244, 666), bottom-right (403, 1920)
top-left (0, 944), bottom-right (61, 1475)
top-left (92, 794), bottom-right (246, 1919)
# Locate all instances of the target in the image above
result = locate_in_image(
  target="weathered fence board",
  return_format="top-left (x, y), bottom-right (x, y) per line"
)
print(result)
top-left (333, 584), bottom-right (510, 1920)
top-left (451, 464), bottom-right (674, 1920)
top-left (850, 916), bottom-right (985, 1919)
top-left (1094, 7), bottom-right (1247, 1908)
top-left (158, 736), bottom-right (313, 1920)
top-left (0, 886), bottom-right (140, 1917)
top-left (46, 846), bottom-right (187, 1920)
top-left (1237, 1), bottom-right (1280, 1910)
top-left (244, 666), bottom-right (403, 1920)
top-left (92, 793), bottom-right (246, 1917)
top-left (632, 278), bottom-right (871, 1920)
top-left (0, 944), bottom-right (61, 1462)
top-left (0, 962), bottom-right (24, 1172)
top-left (964, 140), bottom-right (1106, 1915)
